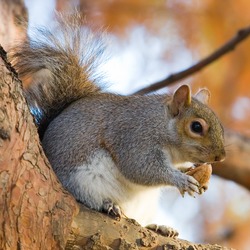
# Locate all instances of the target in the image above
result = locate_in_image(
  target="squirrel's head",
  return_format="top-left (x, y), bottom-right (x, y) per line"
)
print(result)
top-left (167, 84), bottom-right (226, 165)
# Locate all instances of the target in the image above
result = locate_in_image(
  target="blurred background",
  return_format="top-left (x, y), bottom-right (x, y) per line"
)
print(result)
top-left (12, 0), bottom-right (250, 249)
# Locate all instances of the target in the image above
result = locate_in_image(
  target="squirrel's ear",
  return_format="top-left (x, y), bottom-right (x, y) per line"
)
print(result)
top-left (170, 85), bottom-right (191, 116)
top-left (195, 88), bottom-right (210, 105)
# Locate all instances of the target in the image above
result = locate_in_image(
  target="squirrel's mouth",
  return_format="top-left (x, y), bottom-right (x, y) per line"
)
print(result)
top-left (193, 163), bottom-right (204, 168)
top-left (193, 161), bottom-right (214, 167)
top-left (193, 159), bottom-right (206, 166)
top-left (193, 161), bottom-right (210, 167)
top-left (194, 163), bottom-right (202, 167)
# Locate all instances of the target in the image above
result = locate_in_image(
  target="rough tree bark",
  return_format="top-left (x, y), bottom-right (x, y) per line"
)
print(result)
top-left (67, 204), bottom-right (233, 250)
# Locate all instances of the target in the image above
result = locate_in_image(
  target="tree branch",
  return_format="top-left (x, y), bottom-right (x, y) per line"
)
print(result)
top-left (133, 26), bottom-right (250, 95)
top-left (66, 204), bottom-right (230, 249)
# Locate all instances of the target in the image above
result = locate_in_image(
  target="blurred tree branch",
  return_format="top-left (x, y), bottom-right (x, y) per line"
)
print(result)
top-left (134, 26), bottom-right (250, 95)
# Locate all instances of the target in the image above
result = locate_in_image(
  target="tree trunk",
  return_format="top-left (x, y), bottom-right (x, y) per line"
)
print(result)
top-left (0, 46), bottom-right (78, 250)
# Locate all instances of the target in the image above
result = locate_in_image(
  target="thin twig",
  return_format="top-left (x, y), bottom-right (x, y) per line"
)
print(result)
top-left (133, 26), bottom-right (250, 95)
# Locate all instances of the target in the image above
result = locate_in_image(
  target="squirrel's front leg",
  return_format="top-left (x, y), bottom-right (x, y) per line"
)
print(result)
top-left (165, 166), bottom-right (200, 197)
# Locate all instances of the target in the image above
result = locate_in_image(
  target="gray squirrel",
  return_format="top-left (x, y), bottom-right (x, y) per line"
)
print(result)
top-left (10, 14), bottom-right (225, 233)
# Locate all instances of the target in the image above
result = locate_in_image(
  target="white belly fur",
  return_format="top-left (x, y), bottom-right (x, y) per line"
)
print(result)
top-left (72, 149), bottom-right (161, 226)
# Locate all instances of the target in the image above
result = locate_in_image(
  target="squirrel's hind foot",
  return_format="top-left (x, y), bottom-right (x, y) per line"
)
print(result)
top-left (102, 198), bottom-right (122, 220)
top-left (146, 224), bottom-right (179, 238)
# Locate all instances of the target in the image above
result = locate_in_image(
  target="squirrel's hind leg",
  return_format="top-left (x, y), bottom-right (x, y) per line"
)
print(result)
top-left (68, 149), bottom-right (126, 218)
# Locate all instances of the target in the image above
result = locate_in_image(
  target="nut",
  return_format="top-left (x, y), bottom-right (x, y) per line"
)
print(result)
top-left (186, 164), bottom-right (212, 193)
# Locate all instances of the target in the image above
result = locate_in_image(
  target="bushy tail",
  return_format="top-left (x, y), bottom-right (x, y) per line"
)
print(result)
top-left (10, 12), bottom-right (105, 135)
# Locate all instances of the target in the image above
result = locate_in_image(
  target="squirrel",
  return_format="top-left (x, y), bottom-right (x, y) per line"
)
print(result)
top-left (10, 13), bottom-right (226, 230)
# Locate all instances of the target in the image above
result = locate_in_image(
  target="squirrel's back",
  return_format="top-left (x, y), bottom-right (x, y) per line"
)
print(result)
top-left (10, 13), bottom-right (104, 136)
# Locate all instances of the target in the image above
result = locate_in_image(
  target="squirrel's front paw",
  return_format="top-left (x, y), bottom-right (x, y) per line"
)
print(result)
top-left (185, 164), bottom-right (212, 195)
top-left (177, 174), bottom-right (200, 197)
top-left (102, 199), bottom-right (122, 220)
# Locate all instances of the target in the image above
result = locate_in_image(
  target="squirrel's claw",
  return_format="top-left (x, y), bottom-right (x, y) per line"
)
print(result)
top-left (187, 175), bottom-right (200, 194)
top-left (102, 199), bottom-right (122, 220)
top-left (199, 184), bottom-right (208, 195)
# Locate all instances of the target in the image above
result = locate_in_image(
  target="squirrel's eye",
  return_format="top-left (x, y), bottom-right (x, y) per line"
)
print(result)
top-left (190, 121), bottom-right (203, 134)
